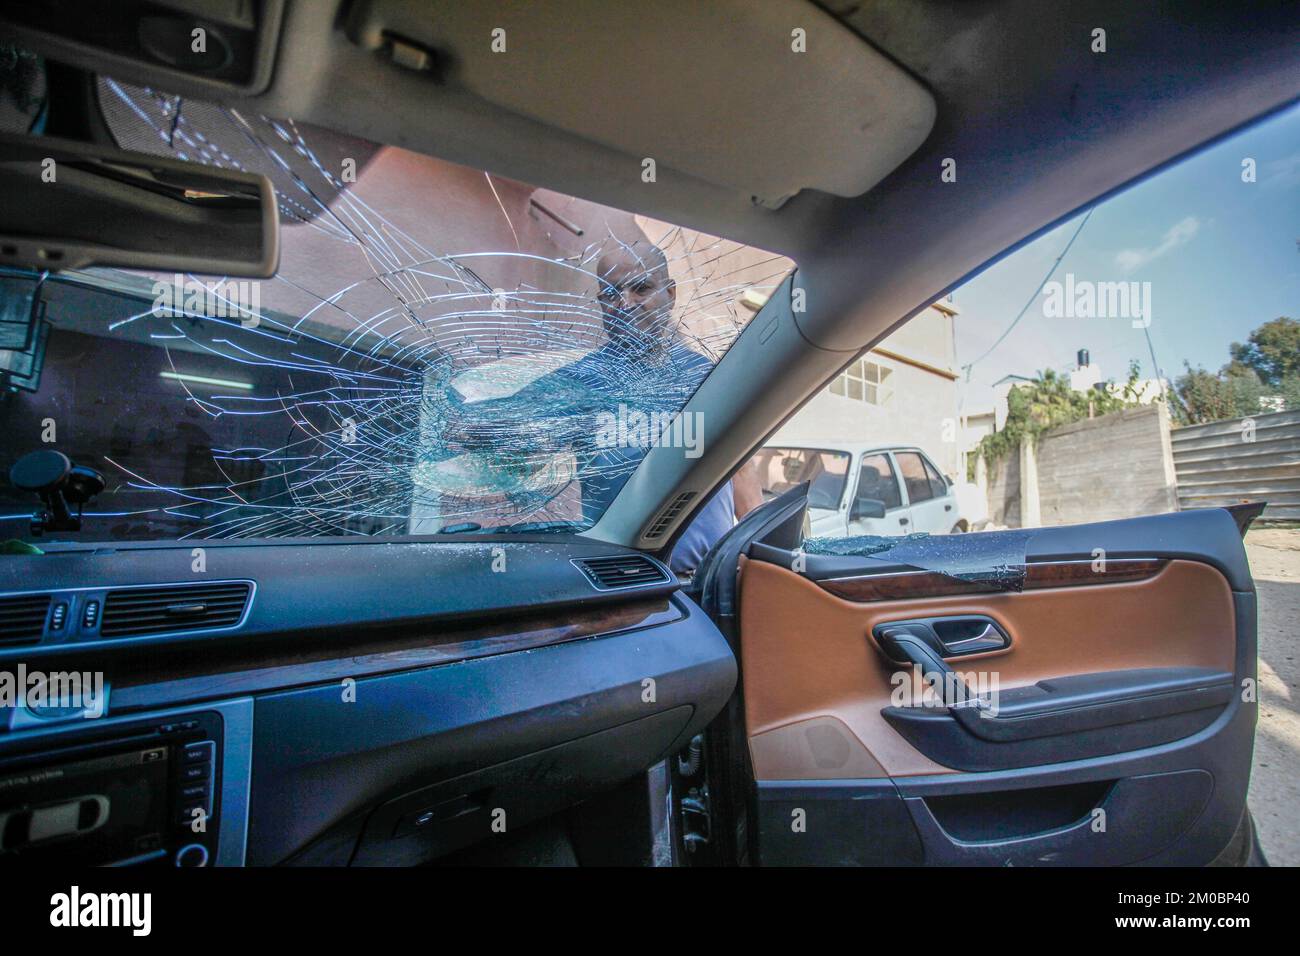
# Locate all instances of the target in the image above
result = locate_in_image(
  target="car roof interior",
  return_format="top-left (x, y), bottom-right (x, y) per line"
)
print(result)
top-left (5, 0), bottom-right (1298, 558)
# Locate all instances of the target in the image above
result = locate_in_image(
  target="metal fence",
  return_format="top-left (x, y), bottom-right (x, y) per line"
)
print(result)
top-left (1171, 409), bottom-right (1300, 521)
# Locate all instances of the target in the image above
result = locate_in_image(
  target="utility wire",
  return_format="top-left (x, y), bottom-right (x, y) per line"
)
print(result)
top-left (1140, 319), bottom-right (1169, 402)
top-left (962, 207), bottom-right (1096, 380)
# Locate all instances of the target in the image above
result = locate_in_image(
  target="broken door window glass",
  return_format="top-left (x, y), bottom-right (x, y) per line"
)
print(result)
top-left (804, 529), bottom-right (1034, 590)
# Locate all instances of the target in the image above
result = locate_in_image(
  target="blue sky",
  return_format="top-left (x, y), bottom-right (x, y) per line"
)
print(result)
top-left (951, 101), bottom-right (1300, 413)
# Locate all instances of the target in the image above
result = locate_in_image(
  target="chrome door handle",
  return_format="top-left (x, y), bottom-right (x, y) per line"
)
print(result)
top-left (872, 615), bottom-right (1010, 659)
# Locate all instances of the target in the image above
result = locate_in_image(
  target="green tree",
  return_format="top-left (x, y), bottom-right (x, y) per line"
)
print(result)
top-left (1228, 316), bottom-right (1300, 387)
top-left (1279, 372), bottom-right (1300, 411)
top-left (1170, 362), bottom-right (1271, 424)
top-left (1171, 363), bottom-right (1234, 425)
top-left (1226, 368), bottom-right (1270, 416)
top-left (1172, 317), bottom-right (1299, 424)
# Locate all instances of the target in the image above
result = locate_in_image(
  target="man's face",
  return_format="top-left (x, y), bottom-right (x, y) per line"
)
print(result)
top-left (596, 246), bottom-right (676, 351)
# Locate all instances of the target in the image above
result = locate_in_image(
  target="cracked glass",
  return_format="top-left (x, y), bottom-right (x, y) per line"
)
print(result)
top-left (804, 529), bottom-right (1035, 590)
top-left (0, 79), bottom-right (792, 541)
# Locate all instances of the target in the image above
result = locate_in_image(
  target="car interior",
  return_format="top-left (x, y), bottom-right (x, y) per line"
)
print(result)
top-left (0, 1), bottom-right (1295, 869)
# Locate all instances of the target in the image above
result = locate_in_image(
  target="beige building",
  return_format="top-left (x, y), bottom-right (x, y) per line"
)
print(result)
top-left (769, 301), bottom-right (963, 476)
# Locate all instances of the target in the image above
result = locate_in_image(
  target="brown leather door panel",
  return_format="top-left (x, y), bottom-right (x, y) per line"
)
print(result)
top-left (739, 557), bottom-right (1236, 780)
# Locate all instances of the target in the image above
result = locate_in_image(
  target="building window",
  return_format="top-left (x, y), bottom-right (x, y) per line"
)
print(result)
top-left (829, 358), bottom-right (893, 405)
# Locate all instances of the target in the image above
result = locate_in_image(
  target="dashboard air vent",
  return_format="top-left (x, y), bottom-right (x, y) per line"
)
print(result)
top-left (644, 491), bottom-right (697, 540)
top-left (574, 555), bottom-right (670, 591)
top-left (100, 582), bottom-right (251, 638)
top-left (0, 593), bottom-right (52, 646)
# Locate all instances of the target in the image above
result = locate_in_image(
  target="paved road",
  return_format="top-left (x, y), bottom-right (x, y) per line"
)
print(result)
top-left (1245, 529), bottom-right (1300, 866)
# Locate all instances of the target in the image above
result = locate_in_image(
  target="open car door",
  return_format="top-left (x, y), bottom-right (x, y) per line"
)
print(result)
top-left (709, 496), bottom-right (1258, 866)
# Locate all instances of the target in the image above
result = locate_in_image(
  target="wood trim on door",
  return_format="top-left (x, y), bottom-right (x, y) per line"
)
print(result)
top-left (819, 558), bottom-right (1168, 602)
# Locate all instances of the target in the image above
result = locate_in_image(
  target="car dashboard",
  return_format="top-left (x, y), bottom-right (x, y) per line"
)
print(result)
top-left (0, 537), bottom-right (736, 866)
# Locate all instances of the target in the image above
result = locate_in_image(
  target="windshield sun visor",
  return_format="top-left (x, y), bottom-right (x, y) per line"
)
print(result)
top-left (344, 0), bottom-right (936, 209)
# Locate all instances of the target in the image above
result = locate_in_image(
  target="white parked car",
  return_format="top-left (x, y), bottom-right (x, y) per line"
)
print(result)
top-left (754, 443), bottom-right (985, 537)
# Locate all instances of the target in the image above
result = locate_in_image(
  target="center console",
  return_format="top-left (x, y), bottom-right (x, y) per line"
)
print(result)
top-left (0, 699), bottom-right (251, 866)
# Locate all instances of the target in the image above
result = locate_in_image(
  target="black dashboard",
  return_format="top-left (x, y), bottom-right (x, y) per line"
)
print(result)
top-left (0, 537), bottom-right (736, 866)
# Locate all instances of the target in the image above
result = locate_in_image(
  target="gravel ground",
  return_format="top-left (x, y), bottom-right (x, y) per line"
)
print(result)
top-left (1244, 528), bottom-right (1300, 866)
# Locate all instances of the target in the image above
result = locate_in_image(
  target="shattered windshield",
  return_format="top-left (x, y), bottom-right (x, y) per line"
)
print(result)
top-left (0, 80), bottom-right (791, 542)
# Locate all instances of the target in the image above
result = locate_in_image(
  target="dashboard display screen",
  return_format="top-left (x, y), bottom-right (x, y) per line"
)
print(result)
top-left (0, 745), bottom-right (171, 865)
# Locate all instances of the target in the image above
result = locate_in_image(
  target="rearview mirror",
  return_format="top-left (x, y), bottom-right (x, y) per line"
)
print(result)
top-left (0, 133), bottom-right (279, 277)
top-left (850, 496), bottom-right (887, 520)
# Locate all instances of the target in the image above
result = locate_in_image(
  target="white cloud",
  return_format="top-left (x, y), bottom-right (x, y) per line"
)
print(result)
top-left (1114, 216), bottom-right (1200, 273)
top-left (1262, 151), bottom-right (1300, 189)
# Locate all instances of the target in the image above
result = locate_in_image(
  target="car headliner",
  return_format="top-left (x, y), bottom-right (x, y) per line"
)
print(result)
top-left (41, 1), bottom-right (1300, 554)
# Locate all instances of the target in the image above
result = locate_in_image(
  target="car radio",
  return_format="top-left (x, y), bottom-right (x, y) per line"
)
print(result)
top-left (0, 710), bottom-right (223, 866)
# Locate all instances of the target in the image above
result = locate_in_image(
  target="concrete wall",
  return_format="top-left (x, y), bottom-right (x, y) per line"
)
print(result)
top-left (984, 446), bottom-right (1020, 527)
top-left (984, 403), bottom-right (1178, 528)
top-left (960, 410), bottom-right (995, 478)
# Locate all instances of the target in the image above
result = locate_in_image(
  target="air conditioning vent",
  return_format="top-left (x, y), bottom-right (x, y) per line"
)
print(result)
top-left (644, 491), bottom-right (697, 540)
top-left (574, 555), bottom-right (670, 591)
top-left (100, 582), bottom-right (252, 638)
top-left (0, 593), bottom-right (51, 646)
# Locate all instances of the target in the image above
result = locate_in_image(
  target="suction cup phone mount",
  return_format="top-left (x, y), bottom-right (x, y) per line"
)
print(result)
top-left (8, 450), bottom-right (105, 535)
